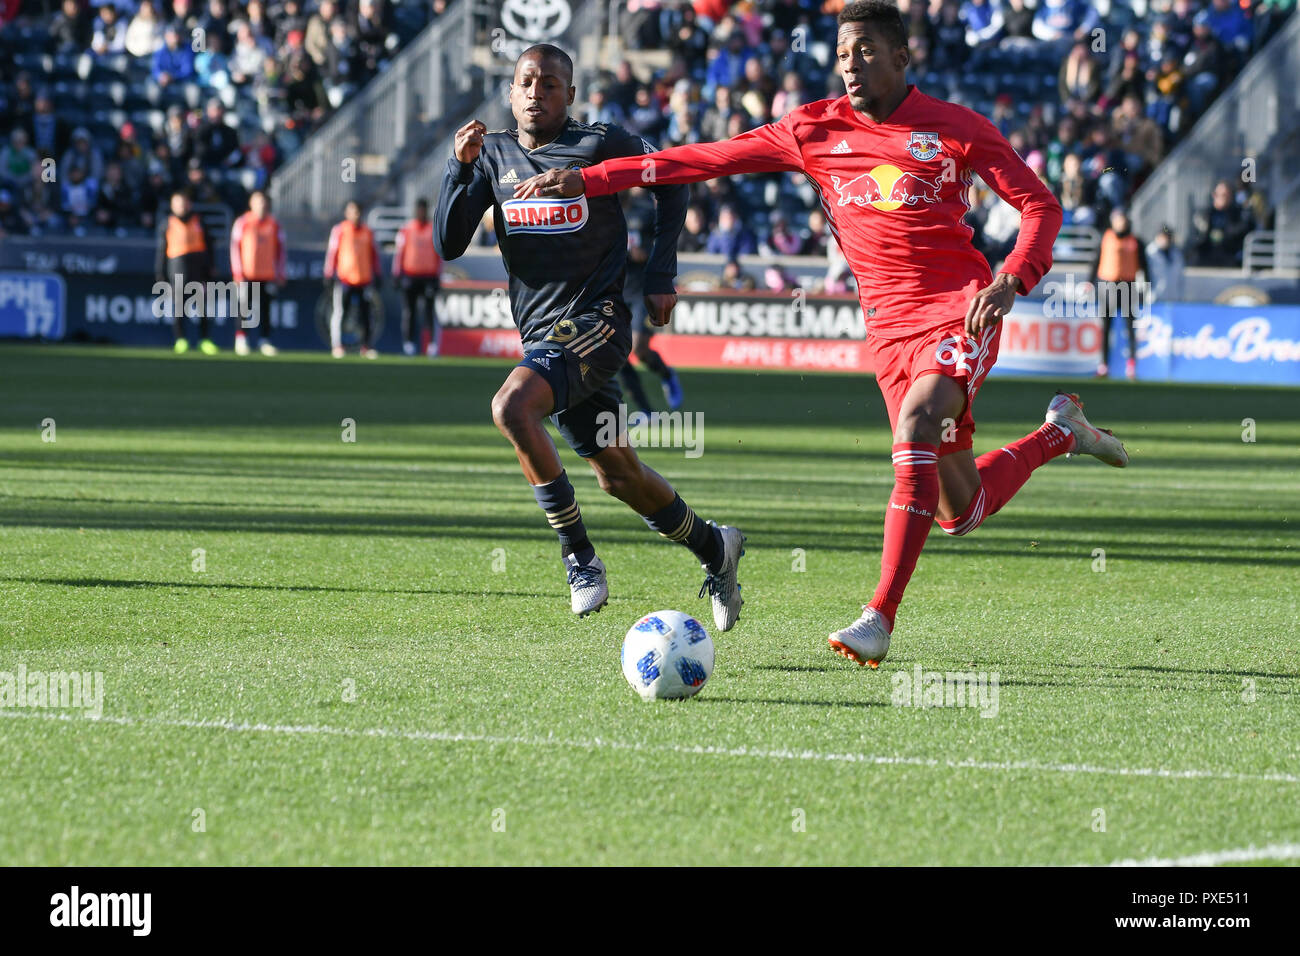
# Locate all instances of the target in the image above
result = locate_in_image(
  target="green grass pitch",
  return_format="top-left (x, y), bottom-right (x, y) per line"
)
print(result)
top-left (1, 343), bottom-right (1298, 865)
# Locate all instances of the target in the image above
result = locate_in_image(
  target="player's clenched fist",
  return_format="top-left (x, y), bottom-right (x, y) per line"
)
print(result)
top-left (964, 272), bottom-right (1021, 336)
top-left (514, 168), bottom-right (585, 200)
top-left (454, 120), bottom-right (487, 164)
top-left (644, 293), bottom-right (676, 328)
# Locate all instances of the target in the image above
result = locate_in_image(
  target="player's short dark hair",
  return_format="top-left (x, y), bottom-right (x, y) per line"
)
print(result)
top-left (415, 198), bottom-right (428, 211)
top-left (837, 1), bottom-right (908, 50)
top-left (517, 43), bottom-right (573, 84)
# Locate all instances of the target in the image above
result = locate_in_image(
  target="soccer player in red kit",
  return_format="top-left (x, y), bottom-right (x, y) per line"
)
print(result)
top-left (516, 0), bottom-right (1128, 667)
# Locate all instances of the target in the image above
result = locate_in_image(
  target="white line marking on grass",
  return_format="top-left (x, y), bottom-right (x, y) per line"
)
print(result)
top-left (4, 709), bottom-right (1300, 786)
top-left (1101, 843), bottom-right (1300, 867)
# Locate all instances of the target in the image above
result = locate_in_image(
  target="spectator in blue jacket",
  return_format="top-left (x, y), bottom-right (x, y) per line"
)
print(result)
top-left (153, 25), bottom-right (196, 87)
top-left (961, 0), bottom-right (1002, 47)
top-left (1032, 0), bottom-right (1099, 45)
top-left (705, 31), bottom-right (753, 98)
top-left (706, 205), bottom-right (756, 259)
top-left (1202, 0), bottom-right (1253, 55)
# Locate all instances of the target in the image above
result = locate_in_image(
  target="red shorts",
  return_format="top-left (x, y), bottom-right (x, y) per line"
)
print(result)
top-left (868, 321), bottom-right (1001, 456)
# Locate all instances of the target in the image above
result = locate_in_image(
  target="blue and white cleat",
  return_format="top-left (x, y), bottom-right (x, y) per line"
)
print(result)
top-left (828, 606), bottom-right (892, 669)
top-left (662, 370), bottom-right (684, 411)
top-left (699, 523), bottom-right (744, 632)
top-left (1046, 391), bottom-right (1128, 467)
top-left (566, 555), bottom-right (608, 617)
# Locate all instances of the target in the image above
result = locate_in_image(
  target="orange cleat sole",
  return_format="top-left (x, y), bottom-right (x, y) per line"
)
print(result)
top-left (828, 638), bottom-right (881, 668)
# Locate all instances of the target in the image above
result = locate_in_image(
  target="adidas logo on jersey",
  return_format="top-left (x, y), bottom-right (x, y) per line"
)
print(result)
top-left (499, 169), bottom-right (520, 184)
top-left (831, 139), bottom-right (851, 154)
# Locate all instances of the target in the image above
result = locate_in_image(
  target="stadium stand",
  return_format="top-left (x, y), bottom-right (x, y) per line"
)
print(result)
top-left (0, 0), bottom-right (1293, 277)
top-left (0, 0), bottom-right (449, 237)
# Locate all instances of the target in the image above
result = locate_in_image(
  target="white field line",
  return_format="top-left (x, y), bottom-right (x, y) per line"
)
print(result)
top-left (3, 709), bottom-right (1300, 786)
top-left (1101, 843), bottom-right (1300, 867)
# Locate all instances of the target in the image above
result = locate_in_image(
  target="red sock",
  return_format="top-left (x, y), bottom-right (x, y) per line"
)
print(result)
top-left (868, 443), bottom-right (940, 629)
top-left (938, 422), bottom-right (1074, 536)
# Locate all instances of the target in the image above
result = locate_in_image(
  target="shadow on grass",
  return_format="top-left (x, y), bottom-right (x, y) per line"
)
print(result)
top-left (1057, 661), bottom-right (1300, 682)
top-left (0, 575), bottom-right (554, 600)
top-left (695, 695), bottom-right (885, 709)
top-left (993, 677), bottom-right (1297, 695)
top-left (757, 661), bottom-right (1300, 683)
top-left (4, 343), bottom-right (1298, 430)
top-left (3, 503), bottom-right (1298, 568)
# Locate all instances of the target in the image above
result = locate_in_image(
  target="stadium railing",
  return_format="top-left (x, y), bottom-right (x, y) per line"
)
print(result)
top-left (1242, 230), bottom-right (1300, 274)
top-left (195, 204), bottom-right (233, 245)
top-left (365, 206), bottom-right (411, 248)
top-left (1129, 11), bottom-right (1300, 244)
top-left (269, 1), bottom-right (478, 223)
top-left (378, 0), bottom-right (604, 214)
top-left (1051, 225), bottom-right (1101, 266)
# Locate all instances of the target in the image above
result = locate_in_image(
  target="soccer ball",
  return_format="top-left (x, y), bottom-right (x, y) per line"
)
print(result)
top-left (621, 610), bottom-right (714, 701)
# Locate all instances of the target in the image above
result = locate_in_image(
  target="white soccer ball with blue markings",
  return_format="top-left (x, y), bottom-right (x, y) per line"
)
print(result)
top-left (621, 610), bottom-right (714, 700)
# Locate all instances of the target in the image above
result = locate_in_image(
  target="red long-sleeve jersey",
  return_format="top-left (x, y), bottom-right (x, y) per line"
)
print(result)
top-left (582, 87), bottom-right (1062, 338)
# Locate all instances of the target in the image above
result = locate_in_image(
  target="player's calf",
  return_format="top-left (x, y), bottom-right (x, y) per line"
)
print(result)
top-left (590, 447), bottom-right (742, 631)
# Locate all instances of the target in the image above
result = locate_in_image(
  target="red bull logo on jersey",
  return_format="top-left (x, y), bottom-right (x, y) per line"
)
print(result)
top-left (501, 195), bottom-right (589, 235)
top-left (830, 164), bottom-right (942, 211)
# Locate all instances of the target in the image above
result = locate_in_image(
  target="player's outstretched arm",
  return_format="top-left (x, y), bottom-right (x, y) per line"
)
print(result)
top-left (603, 126), bottom-right (691, 327)
top-left (642, 182), bottom-right (688, 326)
top-left (966, 113), bottom-right (1063, 297)
top-left (515, 121), bottom-right (805, 200)
top-left (434, 120), bottom-right (495, 262)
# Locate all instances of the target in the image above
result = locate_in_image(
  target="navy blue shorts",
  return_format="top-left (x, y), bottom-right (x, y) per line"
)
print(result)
top-left (518, 312), bottom-right (630, 458)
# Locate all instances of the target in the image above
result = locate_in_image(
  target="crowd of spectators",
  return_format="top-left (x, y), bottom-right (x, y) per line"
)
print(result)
top-left (0, 0), bottom-right (1292, 271)
top-left (600, 0), bottom-right (1291, 281)
top-left (0, 0), bottom-right (451, 237)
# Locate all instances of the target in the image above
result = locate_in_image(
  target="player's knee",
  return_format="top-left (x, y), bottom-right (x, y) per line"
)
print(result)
top-left (894, 408), bottom-right (945, 446)
top-left (490, 388), bottom-right (528, 439)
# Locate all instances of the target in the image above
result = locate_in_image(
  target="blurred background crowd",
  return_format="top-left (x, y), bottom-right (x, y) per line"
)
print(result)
top-left (0, 0), bottom-right (1292, 276)
top-left (0, 0), bottom-right (450, 232)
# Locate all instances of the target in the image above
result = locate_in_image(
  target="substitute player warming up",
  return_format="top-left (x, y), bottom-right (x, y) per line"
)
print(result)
top-left (516, 3), bottom-right (1127, 663)
top-left (433, 44), bottom-right (744, 629)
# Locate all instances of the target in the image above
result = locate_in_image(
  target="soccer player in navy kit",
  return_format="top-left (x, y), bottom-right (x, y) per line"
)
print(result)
top-left (434, 44), bottom-right (745, 629)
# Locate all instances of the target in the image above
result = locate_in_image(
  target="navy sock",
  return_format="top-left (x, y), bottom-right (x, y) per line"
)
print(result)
top-left (618, 364), bottom-right (653, 414)
top-left (532, 471), bottom-right (595, 565)
top-left (643, 494), bottom-right (723, 572)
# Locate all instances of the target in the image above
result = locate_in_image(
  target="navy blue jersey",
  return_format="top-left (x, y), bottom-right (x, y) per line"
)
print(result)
top-left (433, 118), bottom-right (688, 348)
